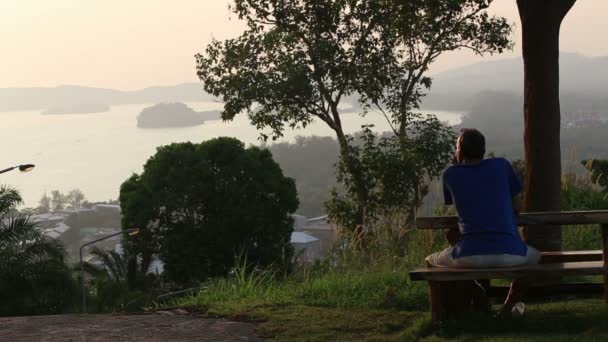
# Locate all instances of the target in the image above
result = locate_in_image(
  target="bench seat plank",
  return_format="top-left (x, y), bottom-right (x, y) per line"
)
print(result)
top-left (540, 250), bottom-right (603, 263)
top-left (487, 282), bottom-right (605, 298)
top-left (416, 210), bottom-right (608, 230)
top-left (409, 261), bottom-right (608, 281)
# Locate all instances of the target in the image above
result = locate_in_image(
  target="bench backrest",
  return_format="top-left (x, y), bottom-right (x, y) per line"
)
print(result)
top-left (416, 210), bottom-right (608, 230)
top-left (416, 210), bottom-right (608, 272)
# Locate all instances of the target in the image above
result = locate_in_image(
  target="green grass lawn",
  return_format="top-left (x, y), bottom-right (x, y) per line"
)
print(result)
top-left (179, 296), bottom-right (607, 341)
top-left (175, 261), bottom-right (608, 341)
top-left (415, 299), bottom-right (608, 341)
top-left (174, 230), bottom-right (607, 341)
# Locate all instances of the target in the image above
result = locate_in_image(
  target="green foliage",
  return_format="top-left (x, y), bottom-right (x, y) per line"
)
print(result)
top-left (82, 247), bottom-right (160, 312)
top-left (120, 137), bottom-right (298, 286)
top-left (198, 0), bottom-right (510, 233)
top-left (406, 300), bottom-right (608, 341)
top-left (198, 0), bottom-right (511, 140)
top-left (251, 306), bottom-right (417, 342)
top-left (175, 233), bottom-right (608, 341)
top-left (36, 188), bottom-right (88, 213)
top-left (0, 186), bottom-right (78, 316)
top-left (180, 251), bottom-right (427, 313)
top-left (37, 191), bottom-right (51, 213)
top-left (326, 123), bottom-right (455, 233)
top-left (83, 247), bottom-right (129, 283)
top-left (178, 217), bottom-right (448, 315)
top-left (174, 199), bottom-right (608, 341)
top-left (561, 177), bottom-right (608, 212)
top-left (582, 159), bottom-right (608, 190)
top-left (560, 170), bottom-right (608, 251)
top-left (66, 189), bottom-right (87, 209)
top-left (50, 190), bottom-right (66, 211)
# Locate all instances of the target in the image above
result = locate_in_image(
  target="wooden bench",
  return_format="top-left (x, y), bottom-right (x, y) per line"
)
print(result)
top-left (408, 210), bottom-right (608, 322)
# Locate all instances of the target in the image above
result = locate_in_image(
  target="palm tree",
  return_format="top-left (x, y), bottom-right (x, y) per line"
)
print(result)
top-left (82, 247), bottom-right (129, 282)
top-left (0, 185), bottom-right (77, 316)
top-left (81, 246), bottom-right (161, 312)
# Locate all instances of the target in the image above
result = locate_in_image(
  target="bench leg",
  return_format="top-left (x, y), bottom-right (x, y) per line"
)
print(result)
top-left (444, 280), bottom-right (482, 318)
top-left (602, 224), bottom-right (608, 304)
top-left (428, 280), bottom-right (486, 321)
top-left (604, 274), bottom-right (608, 304)
top-left (428, 281), bottom-right (446, 322)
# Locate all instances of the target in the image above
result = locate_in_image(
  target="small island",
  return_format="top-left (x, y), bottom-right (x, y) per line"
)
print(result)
top-left (42, 103), bottom-right (110, 115)
top-left (137, 103), bottom-right (221, 128)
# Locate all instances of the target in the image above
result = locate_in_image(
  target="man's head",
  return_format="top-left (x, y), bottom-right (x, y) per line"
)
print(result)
top-left (456, 128), bottom-right (485, 163)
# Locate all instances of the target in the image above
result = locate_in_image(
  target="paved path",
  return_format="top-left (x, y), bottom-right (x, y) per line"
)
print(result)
top-left (0, 312), bottom-right (262, 342)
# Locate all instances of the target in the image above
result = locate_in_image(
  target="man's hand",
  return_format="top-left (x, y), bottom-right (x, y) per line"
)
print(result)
top-left (512, 195), bottom-right (522, 215)
top-left (445, 227), bottom-right (460, 246)
top-left (451, 154), bottom-right (459, 165)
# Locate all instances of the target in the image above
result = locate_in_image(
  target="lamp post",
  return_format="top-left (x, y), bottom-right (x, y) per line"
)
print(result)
top-left (0, 164), bottom-right (35, 175)
top-left (79, 228), bottom-right (139, 313)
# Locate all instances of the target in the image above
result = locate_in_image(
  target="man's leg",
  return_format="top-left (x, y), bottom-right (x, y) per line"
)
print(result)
top-left (498, 278), bottom-right (530, 317)
top-left (498, 246), bottom-right (541, 317)
top-left (425, 247), bottom-right (457, 268)
top-left (472, 279), bottom-right (491, 313)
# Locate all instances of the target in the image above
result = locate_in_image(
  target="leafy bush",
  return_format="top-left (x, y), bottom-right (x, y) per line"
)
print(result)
top-left (180, 251), bottom-right (428, 313)
top-left (561, 173), bottom-right (608, 251)
top-left (82, 247), bottom-right (161, 312)
top-left (326, 122), bottom-right (454, 237)
top-left (120, 138), bottom-right (298, 286)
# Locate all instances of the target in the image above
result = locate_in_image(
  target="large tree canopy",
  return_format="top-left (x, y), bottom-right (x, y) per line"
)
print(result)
top-left (120, 138), bottom-right (298, 285)
top-left (197, 0), bottom-right (512, 230)
top-left (199, 0), bottom-right (511, 139)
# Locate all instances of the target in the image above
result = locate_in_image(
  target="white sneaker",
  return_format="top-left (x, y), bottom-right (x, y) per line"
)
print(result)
top-left (511, 302), bottom-right (525, 316)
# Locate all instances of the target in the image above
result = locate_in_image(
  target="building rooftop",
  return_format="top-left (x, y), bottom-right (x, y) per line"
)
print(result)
top-left (31, 214), bottom-right (66, 222)
top-left (54, 222), bottom-right (70, 234)
top-left (291, 231), bottom-right (319, 244)
top-left (306, 215), bottom-right (328, 225)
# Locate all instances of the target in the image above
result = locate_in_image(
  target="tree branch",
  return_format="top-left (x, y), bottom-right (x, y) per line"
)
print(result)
top-left (374, 102), bottom-right (398, 136)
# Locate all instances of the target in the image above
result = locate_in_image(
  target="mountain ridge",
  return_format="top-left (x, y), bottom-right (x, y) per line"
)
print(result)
top-left (2, 52), bottom-right (606, 113)
top-left (0, 83), bottom-right (215, 112)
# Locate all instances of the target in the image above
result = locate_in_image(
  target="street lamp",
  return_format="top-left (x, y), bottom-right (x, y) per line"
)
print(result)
top-left (0, 164), bottom-right (36, 175)
top-left (79, 228), bottom-right (139, 313)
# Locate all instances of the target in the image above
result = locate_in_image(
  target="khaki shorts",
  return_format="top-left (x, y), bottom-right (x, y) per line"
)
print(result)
top-left (426, 246), bottom-right (541, 268)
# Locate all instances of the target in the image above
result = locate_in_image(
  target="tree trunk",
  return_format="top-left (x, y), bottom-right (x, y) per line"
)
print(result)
top-left (517, 0), bottom-right (576, 252)
top-left (335, 130), bottom-right (367, 229)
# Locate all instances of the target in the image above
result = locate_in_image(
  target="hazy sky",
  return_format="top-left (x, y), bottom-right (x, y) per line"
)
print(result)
top-left (1, 0), bottom-right (606, 90)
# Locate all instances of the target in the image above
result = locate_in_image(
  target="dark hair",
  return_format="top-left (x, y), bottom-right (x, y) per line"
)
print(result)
top-left (459, 128), bottom-right (485, 160)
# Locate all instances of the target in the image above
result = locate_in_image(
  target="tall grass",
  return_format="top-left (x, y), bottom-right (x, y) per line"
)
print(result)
top-left (561, 171), bottom-right (608, 250)
top-left (179, 170), bottom-right (607, 317)
top-left (178, 221), bottom-right (447, 313)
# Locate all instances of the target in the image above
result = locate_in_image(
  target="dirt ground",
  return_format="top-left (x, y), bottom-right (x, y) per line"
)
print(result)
top-left (0, 311), bottom-right (263, 342)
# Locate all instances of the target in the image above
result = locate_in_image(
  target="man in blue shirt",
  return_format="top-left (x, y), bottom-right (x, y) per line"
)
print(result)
top-left (426, 129), bottom-right (540, 315)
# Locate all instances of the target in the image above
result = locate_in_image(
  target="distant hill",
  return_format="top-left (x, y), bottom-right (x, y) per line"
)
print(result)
top-left (4, 52), bottom-right (606, 114)
top-left (0, 83), bottom-right (216, 112)
top-left (137, 102), bottom-right (221, 128)
top-left (423, 52), bottom-right (608, 111)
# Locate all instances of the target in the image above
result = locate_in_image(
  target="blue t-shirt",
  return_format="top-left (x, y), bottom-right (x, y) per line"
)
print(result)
top-left (443, 157), bottom-right (526, 258)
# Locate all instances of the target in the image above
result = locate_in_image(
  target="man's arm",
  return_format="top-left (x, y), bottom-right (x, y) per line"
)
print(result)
top-left (442, 170), bottom-right (459, 244)
top-left (446, 227), bottom-right (460, 246)
top-left (512, 194), bottom-right (522, 215)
